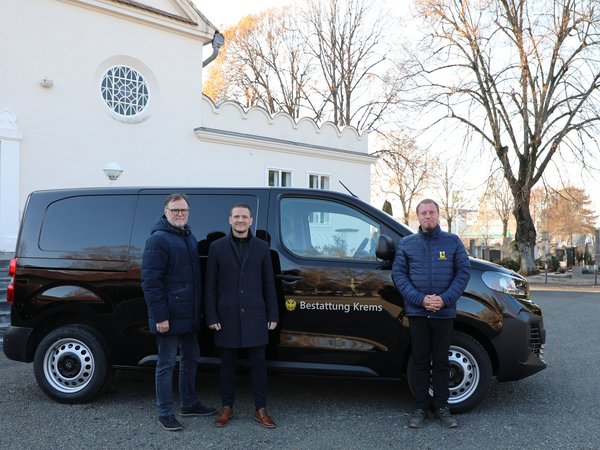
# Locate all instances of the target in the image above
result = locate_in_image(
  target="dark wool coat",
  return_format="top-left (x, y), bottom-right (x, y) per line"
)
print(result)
top-left (391, 224), bottom-right (471, 319)
top-left (204, 232), bottom-right (279, 348)
top-left (141, 216), bottom-right (202, 335)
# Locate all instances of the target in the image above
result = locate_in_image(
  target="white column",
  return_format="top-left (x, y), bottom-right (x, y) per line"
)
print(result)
top-left (0, 109), bottom-right (22, 254)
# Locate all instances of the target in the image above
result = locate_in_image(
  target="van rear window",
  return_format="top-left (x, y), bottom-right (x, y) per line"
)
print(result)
top-left (39, 195), bottom-right (136, 258)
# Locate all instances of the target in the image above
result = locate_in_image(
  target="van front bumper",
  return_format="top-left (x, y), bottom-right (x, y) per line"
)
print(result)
top-left (492, 311), bottom-right (546, 382)
top-left (3, 326), bottom-right (34, 362)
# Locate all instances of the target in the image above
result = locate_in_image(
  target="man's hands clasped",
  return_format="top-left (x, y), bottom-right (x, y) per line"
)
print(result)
top-left (422, 294), bottom-right (444, 312)
top-left (208, 322), bottom-right (278, 331)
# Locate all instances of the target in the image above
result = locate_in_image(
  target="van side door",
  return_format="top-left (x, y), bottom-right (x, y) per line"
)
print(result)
top-left (269, 193), bottom-right (406, 377)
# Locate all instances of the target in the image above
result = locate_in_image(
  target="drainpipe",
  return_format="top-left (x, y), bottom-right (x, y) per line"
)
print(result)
top-left (203, 31), bottom-right (225, 67)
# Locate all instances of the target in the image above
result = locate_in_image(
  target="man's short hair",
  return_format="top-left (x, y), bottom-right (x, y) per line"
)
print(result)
top-left (230, 203), bottom-right (253, 217)
top-left (416, 198), bottom-right (439, 214)
top-left (164, 193), bottom-right (189, 207)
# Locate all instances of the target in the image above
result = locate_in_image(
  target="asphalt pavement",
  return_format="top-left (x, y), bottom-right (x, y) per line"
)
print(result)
top-left (0, 289), bottom-right (599, 449)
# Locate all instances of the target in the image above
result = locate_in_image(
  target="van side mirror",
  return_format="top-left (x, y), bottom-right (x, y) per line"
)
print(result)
top-left (376, 234), bottom-right (396, 262)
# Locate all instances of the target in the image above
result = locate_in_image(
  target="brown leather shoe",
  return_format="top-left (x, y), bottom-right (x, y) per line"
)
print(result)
top-left (215, 406), bottom-right (234, 427)
top-left (254, 407), bottom-right (276, 429)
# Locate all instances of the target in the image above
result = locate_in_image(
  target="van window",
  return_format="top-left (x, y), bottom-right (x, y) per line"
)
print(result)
top-left (130, 194), bottom-right (259, 257)
top-left (280, 197), bottom-right (381, 261)
top-left (39, 195), bottom-right (136, 258)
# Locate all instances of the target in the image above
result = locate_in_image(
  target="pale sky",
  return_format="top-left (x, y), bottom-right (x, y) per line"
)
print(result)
top-left (195, 0), bottom-right (410, 29)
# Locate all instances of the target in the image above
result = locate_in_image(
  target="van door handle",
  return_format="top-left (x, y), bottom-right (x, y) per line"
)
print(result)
top-left (276, 274), bottom-right (304, 284)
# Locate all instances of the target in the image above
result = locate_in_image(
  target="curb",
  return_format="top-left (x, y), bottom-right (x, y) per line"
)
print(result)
top-left (527, 281), bottom-right (600, 292)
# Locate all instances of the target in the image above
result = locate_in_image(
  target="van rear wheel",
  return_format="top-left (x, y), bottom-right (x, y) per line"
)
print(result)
top-left (33, 325), bottom-right (109, 403)
top-left (407, 331), bottom-right (492, 414)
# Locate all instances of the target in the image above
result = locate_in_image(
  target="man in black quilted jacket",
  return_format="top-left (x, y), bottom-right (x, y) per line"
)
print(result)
top-left (142, 193), bottom-right (216, 431)
top-left (392, 199), bottom-right (471, 428)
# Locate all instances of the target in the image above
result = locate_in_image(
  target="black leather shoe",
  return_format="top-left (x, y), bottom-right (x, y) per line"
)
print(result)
top-left (408, 409), bottom-right (426, 428)
top-left (435, 407), bottom-right (459, 428)
top-left (180, 402), bottom-right (217, 417)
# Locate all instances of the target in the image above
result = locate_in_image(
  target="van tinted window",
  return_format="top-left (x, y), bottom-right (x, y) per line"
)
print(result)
top-left (39, 195), bottom-right (136, 258)
top-left (130, 194), bottom-right (259, 257)
top-left (280, 197), bottom-right (381, 261)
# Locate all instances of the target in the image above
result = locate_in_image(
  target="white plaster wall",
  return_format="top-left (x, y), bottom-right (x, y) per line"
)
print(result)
top-left (197, 97), bottom-right (373, 200)
top-left (0, 0), bottom-right (211, 207)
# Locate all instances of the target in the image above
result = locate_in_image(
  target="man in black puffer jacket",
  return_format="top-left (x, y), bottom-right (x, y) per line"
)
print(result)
top-left (392, 199), bottom-right (470, 429)
top-left (142, 193), bottom-right (216, 431)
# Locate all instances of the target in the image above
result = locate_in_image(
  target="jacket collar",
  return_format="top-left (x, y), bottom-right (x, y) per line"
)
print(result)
top-left (228, 228), bottom-right (254, 241)
top-left (153, 216), bottom-right (191, 237)
top-left (418, 224), bottom-right (442, 239)
top-left (227, 229), bottom-right (254, 268)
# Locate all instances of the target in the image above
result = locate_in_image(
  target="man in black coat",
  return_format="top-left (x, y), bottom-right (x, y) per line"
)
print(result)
top-left (205, 203), bottom-right (279, 428)
top-left (142, 193), bottom-right (216, 431)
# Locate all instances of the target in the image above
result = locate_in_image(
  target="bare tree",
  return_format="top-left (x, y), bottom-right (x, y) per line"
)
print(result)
top-left (204, 0), bottom-right (404, 131)
top-left (373, 131), bottom-right (435, 225)
top-left (204, 7), bottom-right (312, 117)
top-left (539, 186), bottom-right (597, 246)
top-left (472, 204), bottom-right (496, 248)
top-left (483, 174), bottom-right (514, 242)
top-left (302, 0), bottom-right (401, 130)
top-left (411, 0), bottom-right (600, 273)
top-left (437, 163), bottom-right (468, 233)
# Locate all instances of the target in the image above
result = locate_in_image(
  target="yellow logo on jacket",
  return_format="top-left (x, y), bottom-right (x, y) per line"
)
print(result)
top-left (438, 251), bottom-right (447, 260)
top-left (285, 298), bottom-right (297, 311)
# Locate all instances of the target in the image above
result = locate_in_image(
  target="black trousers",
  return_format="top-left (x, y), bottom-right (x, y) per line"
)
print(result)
top-left (219, 346), bottom-right (267, 410)
top-left (408, 317), bottom-right (454, 410)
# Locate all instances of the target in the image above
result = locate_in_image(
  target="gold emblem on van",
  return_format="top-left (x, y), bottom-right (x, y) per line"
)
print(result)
top-left (439, 251), bottom-right (446, 260)
top-left (285, 298), bottom-right (297, 311)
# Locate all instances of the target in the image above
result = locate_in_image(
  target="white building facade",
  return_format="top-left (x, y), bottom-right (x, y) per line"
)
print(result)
top-left (0, 0), bottom-right (374, 254)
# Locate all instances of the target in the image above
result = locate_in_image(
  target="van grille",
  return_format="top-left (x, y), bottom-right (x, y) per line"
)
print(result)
top-left (529, 322), bottom-right (543, 356)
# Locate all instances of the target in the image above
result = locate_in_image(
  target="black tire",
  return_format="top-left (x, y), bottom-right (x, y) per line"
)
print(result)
top-left (407, 331), bottom-right (492, 414)
top-left (33, 325), bottom-right (110, 403)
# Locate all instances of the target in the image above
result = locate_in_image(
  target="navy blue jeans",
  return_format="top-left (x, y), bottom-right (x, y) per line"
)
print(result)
top-left (219, 346), bottom-right (267, 410)
top-left (408, 317), bottom-right (454, 410)
top-left (155, 332), bottom-right (200, 417)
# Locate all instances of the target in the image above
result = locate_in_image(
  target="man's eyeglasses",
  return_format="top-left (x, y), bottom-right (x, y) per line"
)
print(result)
top-left (167, 208), bottom-right (189, 215)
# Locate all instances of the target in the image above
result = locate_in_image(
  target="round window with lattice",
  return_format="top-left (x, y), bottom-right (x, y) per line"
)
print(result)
top-left (100, 66), bottom-right (149, 117)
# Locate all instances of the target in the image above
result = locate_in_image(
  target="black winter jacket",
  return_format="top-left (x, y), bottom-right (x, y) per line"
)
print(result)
top-left (204, 232), bottom-right (279, 348)
top-left (141, 216), bottom-right (202, 335)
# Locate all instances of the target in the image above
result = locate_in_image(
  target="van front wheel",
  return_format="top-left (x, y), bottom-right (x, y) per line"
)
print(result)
top-left (407, 331), bottom-right (492, 414)
top-left (33, 325), bottom-right (109, 403)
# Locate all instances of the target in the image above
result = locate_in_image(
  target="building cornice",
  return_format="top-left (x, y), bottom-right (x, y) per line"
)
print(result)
top-left (194, 127), bottom-right (377, 164)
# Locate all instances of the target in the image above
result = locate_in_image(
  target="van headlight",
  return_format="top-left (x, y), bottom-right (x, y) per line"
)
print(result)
top-left (482, 271), bottom-right (530, 300)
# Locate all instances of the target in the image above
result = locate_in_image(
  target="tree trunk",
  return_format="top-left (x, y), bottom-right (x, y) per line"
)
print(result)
top-left (513, 200), bottom-right (537, 274)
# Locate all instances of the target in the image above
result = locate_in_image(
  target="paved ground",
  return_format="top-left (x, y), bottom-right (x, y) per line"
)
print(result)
top-left (1, 289), bottom-right (599, 449)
